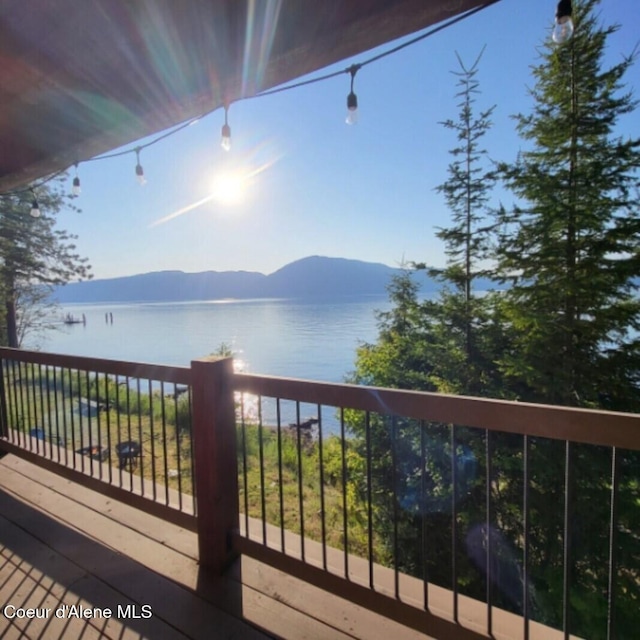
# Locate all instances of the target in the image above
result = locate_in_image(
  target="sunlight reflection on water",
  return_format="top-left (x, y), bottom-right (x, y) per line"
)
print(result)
top-left (35, 296), bottom-right (391, 381)
top-left (34, 297), bottom-right (392, 435)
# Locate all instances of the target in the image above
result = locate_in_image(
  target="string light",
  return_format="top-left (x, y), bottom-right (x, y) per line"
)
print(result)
top-left (221, 105), bottom-right (231, 151)
top-left (346, 65), bottom-right (360, 125)
top-left (72, 163), bottom-right (81, 196)
top-left (135, 147), bottom-right (146, 185)
top-left (30, 189), bottom-right (41, 218)
top-left (0, 1), bottom-right (498, 198)
top-left (553, 0), bottom-right (574, 44)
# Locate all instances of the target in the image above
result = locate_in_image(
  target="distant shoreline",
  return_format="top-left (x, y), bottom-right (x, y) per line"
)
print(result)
top-left (53, 293), bottom-right (392, 307)
top-left (51, 255), bottom-right (497, 305)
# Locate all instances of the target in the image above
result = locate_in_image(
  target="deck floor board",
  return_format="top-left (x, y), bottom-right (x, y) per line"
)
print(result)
top-left (0, 454), bottom-right (434, 639)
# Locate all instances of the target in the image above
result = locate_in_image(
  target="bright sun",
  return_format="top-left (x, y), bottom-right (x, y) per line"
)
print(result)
top-left (150, 159), bottom-right (276, 228)
top-left (211, 170), bottom-right (247, 205)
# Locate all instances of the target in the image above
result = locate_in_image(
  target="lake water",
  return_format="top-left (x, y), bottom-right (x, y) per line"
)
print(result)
top-left (31, 296), bottom-right (393, 383)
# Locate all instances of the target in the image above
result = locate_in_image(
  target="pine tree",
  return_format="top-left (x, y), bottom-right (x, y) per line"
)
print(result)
top-left (0, 177), bottom-right (91, 347)
top-left (494, 4), bottom-right (640, 635)
top-left (496, 0), bottom-right (640, 411)
top-left (415, 49), bottom-right (502, 396)
top-left (349, 268), bottom-right (433, 391)
top-left (431, 48), bottom-right (496, 304)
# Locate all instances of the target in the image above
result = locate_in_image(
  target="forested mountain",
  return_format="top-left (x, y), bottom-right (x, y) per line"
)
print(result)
top-left (51, 256), bottom-right (496, 303)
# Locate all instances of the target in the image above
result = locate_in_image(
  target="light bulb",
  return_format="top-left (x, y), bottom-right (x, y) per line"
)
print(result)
top-left (553, 0), bottom-right (574, 44)
top-left (71, 163), bottom-right (81, 196)
top-left (221, 123), bottom-right (231, 151)
top-left (345, 65), bottom-right (360, 125)
top-left (135, 163), bottom-right (147, 185)
top-left (346, 91), bottom-right (358, 125)
top-left (553, 16), bottom-right (574, 43)
top-left (30, 198), bottom-right (41, 218)
top-left (134, 148), bottom-right (146, 185)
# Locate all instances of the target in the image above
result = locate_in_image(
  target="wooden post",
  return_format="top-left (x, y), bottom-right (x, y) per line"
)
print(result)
top-left (0, 356), bottom-right (8, 442)
top-left (191, 356), bottom-right (239, 573)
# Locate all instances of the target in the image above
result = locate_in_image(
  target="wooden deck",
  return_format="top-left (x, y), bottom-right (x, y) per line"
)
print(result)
top-left (0, 454), bottom-right (433, 640)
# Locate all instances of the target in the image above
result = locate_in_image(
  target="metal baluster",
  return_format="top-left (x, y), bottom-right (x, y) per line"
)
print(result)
top-left (258, 397), bottom-right (267, 544)
top-left (18, 362), bottom-right (29, 449)
top-left (115, 375), bottom-right (123, 488)
top-left (77, 369), bottom-right (85, 473)
top-left (486, 429), bottom-right (492, 634)
top-left (31, 363), bottom-right (40, 455)
top-left (42, 364), bottom-right (51, 459)
top-left (173, 384), bottom-right (183, 511)
top-left (136, 378), bottom-right (145, 497)
top-left (392, 416), bottom-right (399, 599)
top-left (452, 424), bottom-right (458, 622)
top-left (421, 420), bottom-right (429, 610)
top-left (277, 398), bottom-right (285, 551)
top-left (340, 407), bottom-right (349, 579)
top-left (52, 366), bottom-right (62, 463)
top-left (0, 357), bottom-right (8, 442)
top-left (296, 401), bottom-right (305, 562)
top-left (240, 393), bottom-right (249, 536)
top-left (125, 377), bottom-right (133, 491)
top-left (104, 373), bottom-right (112, 484)
top-left (318, 404), bottom-right (327, 571)
top-left (187, 387), bottom-right (196, 515)
top-left (366, 411), bottom-right (373, 589)
top-left (6, 360), bottom-right (19, 445)
top-left (563, 441), bottom-right (574, 640)
top-left (69, 368), bottom-right (77, 469)
top-left (160, 382), bottom-right (169, 505)
top-left (148, 379), bottom-right (156, 500)
top-left (59, 368), bottom-right (69, 467)
top-left (606, 447), bottom-right (620, 640)
top-left (95, 372), bottom-right (103, 480)
top-left (86, 370), bottom-right (95, 476)
top-left (11, 360), bottom-right (21, 445)
top-left (523, 434), bottom-right (530, 640)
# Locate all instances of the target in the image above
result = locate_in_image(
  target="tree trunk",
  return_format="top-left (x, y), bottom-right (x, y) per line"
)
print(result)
top-left (5, 296), bottom-right (18, 348)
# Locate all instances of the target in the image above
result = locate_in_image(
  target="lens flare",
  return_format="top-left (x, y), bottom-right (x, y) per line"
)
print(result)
top-left (211, 170), bottom-right (247, 205)
top-left (149, 151), bottom-right (279, 228)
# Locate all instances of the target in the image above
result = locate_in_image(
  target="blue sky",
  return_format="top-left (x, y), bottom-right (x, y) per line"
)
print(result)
top-left (54, 0), bottom-right (640, 280)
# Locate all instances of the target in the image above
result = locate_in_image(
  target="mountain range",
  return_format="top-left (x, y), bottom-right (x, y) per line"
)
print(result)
top-left (50, 256), bottom-right (493, 304)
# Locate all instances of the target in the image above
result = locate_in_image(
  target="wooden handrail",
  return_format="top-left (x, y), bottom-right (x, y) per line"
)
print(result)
top-left (233, 372), bottom-right (640, 451)
top-left (0, 347), bottom-right (192, 385)
top-left (4, 349), bottom-right (636, 451)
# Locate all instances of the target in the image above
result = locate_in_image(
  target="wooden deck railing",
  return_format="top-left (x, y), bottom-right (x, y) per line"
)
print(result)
top-left (0, 347), bottom-right (196, 530)
top-left (1, 347), bottom-right (639, 640)
top-left (230, 373), bottom-right (640, 640)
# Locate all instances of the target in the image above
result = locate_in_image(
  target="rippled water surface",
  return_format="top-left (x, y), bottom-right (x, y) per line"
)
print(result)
top-left (33, 296), bottom-right (392, 382)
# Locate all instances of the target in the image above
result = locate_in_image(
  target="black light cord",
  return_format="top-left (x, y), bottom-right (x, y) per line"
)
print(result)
top-left (1, 1), bottom-right (499, 198)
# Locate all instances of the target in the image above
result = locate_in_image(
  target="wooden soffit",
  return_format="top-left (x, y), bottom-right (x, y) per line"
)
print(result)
top-left (0, 0), bottom-right (498, 192)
